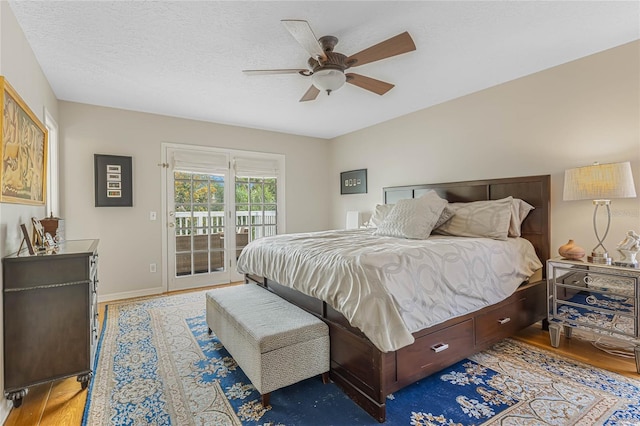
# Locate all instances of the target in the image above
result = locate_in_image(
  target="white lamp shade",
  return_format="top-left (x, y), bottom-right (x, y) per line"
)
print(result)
top-left (311, 69), bottom-right (346, 93)
top-left (346, 211), bottom-right (360, 229)
top-left (563, 161), bottom-right (636, 201)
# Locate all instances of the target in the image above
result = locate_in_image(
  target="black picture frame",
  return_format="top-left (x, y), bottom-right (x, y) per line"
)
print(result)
top-left (94, 154), bottom-right (133, 207)
top-left (340, 169), bottom-right (367, 195)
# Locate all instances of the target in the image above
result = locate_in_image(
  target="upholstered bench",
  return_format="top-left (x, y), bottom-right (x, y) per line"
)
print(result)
top-left (206, 284), bottom-right (330, 406)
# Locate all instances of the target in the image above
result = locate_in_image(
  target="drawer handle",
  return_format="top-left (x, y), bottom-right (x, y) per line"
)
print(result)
top-left (497, 317), bottom-right (511, 325)
top-left (430, 342), bottom-right (449, 353)
top-left (585, 295), bottom-right (597, 305)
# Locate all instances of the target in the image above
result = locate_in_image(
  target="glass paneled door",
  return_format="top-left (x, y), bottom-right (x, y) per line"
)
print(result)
top-left (166, 149), bottom-right (234, 291)
top-left (164, 146), bottom-right (284, 291)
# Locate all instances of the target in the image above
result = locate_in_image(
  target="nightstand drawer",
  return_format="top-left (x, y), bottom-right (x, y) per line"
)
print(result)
top-left (551, 265), bottom-right (636, 318)
top-left (556, 290), bottom-right (634, 316)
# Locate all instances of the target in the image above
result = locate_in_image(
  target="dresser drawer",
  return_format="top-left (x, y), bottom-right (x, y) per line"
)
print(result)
top-left (397, 319), bottom-right (473, 382)
top-left (475, 296), bottom-right (526, 346)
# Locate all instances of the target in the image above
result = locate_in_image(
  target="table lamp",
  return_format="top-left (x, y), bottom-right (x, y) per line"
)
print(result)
top-left (563, 161), bottom-right (636, 264)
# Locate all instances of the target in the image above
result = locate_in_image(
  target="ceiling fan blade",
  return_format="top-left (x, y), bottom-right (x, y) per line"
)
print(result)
top-left (242, 69), bottom-right (307, 75)
top-left (281, 20), bottom-right (326, 60)
top-left (299, 85), bottom-right (320, 102)
top-left (346, 73), bottom-right (395, 95)
top-left (347, 32), bottom-right (416, 68)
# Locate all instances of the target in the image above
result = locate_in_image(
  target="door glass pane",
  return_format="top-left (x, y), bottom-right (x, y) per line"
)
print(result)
top-left (235, 176), bottom-right (278, 253)
top-left (174, 171), bottom-right (226, 276)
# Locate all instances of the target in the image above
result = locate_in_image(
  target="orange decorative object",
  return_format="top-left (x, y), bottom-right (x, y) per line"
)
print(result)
top-left (559, 239), bottom-right (585, 260)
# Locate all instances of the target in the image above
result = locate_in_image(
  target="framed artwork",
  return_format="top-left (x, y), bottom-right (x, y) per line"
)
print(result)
top-left (340, 169), bottom-right (367, 195)
top-left (0, 76), bottom-right (48, 205)
top-left (94, 154), bottom-right (133, 207)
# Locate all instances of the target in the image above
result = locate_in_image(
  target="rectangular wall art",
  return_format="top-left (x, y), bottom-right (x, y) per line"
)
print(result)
top-left (94, 154), bottom-right (133, 207)
top-left (340, 169), bottom-right (367, 195)
top-left (0, 76), bottom-right (48, 205)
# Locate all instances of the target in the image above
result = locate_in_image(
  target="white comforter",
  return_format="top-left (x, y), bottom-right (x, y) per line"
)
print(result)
top-left (236, 229), bottom-right (542, 353)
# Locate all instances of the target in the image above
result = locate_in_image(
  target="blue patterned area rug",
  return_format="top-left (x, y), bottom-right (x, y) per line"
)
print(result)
top-left (83, 290), bottom-right (640, 425)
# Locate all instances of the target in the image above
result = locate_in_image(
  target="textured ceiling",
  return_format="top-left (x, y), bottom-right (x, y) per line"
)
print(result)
top-left (8, 1), bottom-right (640, 139)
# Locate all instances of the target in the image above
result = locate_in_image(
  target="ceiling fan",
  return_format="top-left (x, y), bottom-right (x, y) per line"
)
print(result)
top-left (243, 20), bottom-right (416, 102)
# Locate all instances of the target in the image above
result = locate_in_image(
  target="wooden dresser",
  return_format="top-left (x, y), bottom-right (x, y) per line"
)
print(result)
top-left (2, 239), bottom-right (99, 408)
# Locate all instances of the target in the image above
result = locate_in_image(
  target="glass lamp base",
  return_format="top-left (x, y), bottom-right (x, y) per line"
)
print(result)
top-left (588, 251), bottom-right (612, 265)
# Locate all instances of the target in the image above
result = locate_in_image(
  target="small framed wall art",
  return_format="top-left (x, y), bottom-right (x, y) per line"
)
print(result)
top-left (340, 169), bottom-right (367, 195)
top-left (94, 154), bottom-right (133, 207)
top-left (0, 76), bottom-right (48, 205)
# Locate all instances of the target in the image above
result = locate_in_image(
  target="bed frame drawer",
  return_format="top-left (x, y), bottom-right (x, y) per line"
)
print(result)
top-left (397, 319), bottom-right (473, 382)
top-left (475, 296), bottom-right (526, 346)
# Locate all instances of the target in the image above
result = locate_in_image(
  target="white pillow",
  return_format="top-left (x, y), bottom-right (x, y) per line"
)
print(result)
top-left (374, 191), bottom-right (447, 239)
top-left (369, 204), bottom-right (395, 228)
top-left (434, 205), bottom-right (455, 229)
top-left (509, 198), bottom-right (535, 237)
top-left (370, 202), bottom-right (453, 229)
top-left (434, 197), bottom-right (513, 240)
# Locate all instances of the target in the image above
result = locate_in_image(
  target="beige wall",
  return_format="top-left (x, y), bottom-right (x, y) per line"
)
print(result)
top-left (58, 101), bottom-right (331, 300)
top-left (330, 41), bottom-right (640, 258)
top-left (0, 2), bottom-right (59, 422)
top-left (0, 2), bottom-right (58, 254)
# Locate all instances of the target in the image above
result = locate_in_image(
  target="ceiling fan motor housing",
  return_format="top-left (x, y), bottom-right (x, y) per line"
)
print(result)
top-left (308, 51), bottom-right (349, 73)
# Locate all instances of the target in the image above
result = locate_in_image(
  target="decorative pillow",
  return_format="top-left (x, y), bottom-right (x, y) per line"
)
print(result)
top-left (374, 191), bottom-right (447, 239)
top-left (434, 205), bottom-right (455, 229)
top-left (509, 198), bottom-right (535, 237)
top-left (368, 203), bottom-right (395, 228)
top-left (434, 197), bottom-right (513, 240)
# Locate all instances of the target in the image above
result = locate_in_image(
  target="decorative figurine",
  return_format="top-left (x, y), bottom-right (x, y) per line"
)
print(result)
top-left (615, 230), bottom-right (640, 267)
top-left (558, 239), bottom-right (586, 260)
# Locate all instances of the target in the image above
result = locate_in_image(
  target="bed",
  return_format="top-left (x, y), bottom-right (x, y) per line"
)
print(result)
top-left (239, 174), bottom-right (550, 422)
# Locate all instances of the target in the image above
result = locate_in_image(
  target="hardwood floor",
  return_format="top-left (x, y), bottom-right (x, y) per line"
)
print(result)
top-left (4, 312), bottom-right (638, 425)
top-left (512, 325), bottom-right (638, 378)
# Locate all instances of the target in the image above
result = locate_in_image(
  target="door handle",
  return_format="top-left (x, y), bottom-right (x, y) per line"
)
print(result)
top-left (168, 223), bottom-right (175, 228)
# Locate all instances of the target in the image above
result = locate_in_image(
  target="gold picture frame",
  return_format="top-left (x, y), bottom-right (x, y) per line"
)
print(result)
top-left (0, 76), bottom-right (48, 205)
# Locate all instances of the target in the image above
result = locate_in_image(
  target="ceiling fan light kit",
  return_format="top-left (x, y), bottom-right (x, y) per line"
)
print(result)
top-left (311, 69), bottom-right (346, 94)
top-left (243, 20), bottom-right (416, 102)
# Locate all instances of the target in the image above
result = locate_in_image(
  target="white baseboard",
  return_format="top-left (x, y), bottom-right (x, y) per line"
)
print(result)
top-left (97, 286), bottom-right (165, 303)
top-left (1, 400), bottom-right (11, 425)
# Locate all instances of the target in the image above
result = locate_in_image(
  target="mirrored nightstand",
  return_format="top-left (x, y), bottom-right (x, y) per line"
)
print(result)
top-left (547, 258), bottom-right (640, 373)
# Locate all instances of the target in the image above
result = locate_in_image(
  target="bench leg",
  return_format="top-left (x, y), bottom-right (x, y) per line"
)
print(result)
top-left (321, 372), bottom-right (330, 384)
top-left (261, 392), bottom-right (270, 407)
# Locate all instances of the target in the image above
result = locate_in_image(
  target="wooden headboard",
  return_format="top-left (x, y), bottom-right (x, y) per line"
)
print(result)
top-left (383, 174), bottom-right (551, 278)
